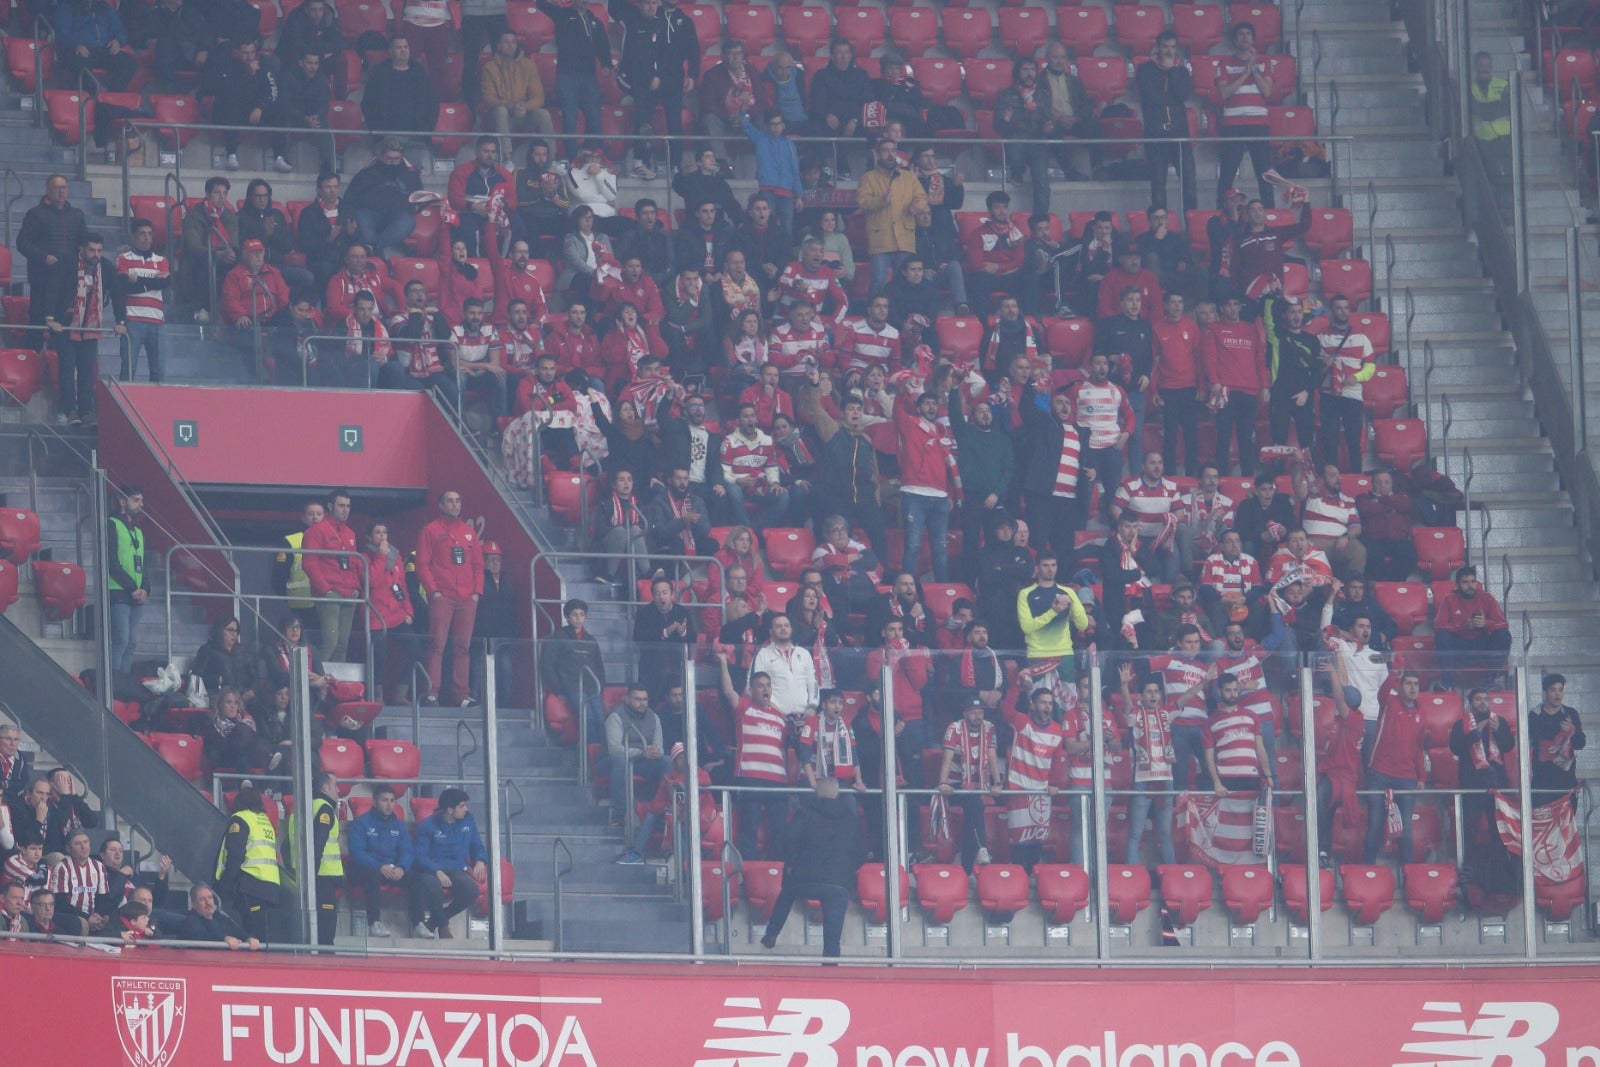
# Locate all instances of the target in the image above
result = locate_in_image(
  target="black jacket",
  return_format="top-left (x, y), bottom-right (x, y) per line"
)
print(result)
top-left (782, 794), bottom-right (858, 887)
top-left (361, 61), bottom-right (436, 135)
top-left (177, 906), bottom-right (249, 943)
top-left (473, 572), bottom-right (519, 640)
top-left (670, 222), bottom-right (737, 278)
top-left (1135, 59), bottom-right (1193, 136)
top-left (810, 63), bottom-right (872, 124)
top-left (277, 62), bottom-right (331, 124)
top-left (16, 198), bottom-right (89, 278)
top-left (190, 638), bottom-right (259, 694)
top-left (617, 222), bottom-right (672, 279)
top-left (276, 2), bottom-right (346, 64)
top-left (885, 273), bottom-right (940, 326)
top-left (536, 0), bottom-right (612, 78)
top-left (656, 405), bottom-right (725, 491)
top-left (296, 198), bottom-right (356, 265)
top-left (237, 204), bottom-right (296, 264)
top-left (671, 171), bottom-right (743, 226)
top-left (1094, 312), bottom-right (1155, 385)
top-left (0, 749), bottom-right (34, 806)
top-left (1015, 382), bottom-right (1084, 496)
top-left (345, 157), bottom-right (423, 218)
top-left (540, 623), bottom-right (606, 695)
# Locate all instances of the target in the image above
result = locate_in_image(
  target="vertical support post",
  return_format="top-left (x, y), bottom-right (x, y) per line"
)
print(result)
top-left (1510, 70), bottom-right (1529, 295)
top-left (1457, 0), bottom-right (1472, 144)
top-left (291, 646), bottom-right (318, 944)
top-left (1514, 664), bottom-right (1538, 958)
top-left (91, 464), bottom-right (114, 826)
top-left (1299, 664), bottom-right (1324, 960)
top-left (684, 646), bottom-right (706, 957)
top-left (484, 656), bottom-right (505, 954)
top-left (1569, 226), bottom-right (1588, 453)
top-left (881, 659), bottom-right (903, 960)
top-left (1089, 657), bottom-right (1111, 960)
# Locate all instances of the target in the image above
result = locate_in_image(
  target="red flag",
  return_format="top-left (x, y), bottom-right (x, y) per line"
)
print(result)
top-left (1174, 792), bottom-right (1258, 869)
top-left (1493, 790), bottom-right (1583, 883)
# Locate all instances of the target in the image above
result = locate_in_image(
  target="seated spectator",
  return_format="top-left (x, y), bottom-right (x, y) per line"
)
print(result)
top-left (276, 0), bottom-right (346, 92)
top-left (700, 39), bottom-right (759, 167)
top-left (345, 785), bottom-right (411, 939)
top-left (1234, 473), bottom-right (1295, 561)
top-left (964, 191), bottom-right (1032, 319)
top-left (546, 299), bottom-right (599, 376)
top-left (513, 164), bottom-right (570, 262)
top-left (647, 466), bottom-right (713, 559)
top-left (273, 51), bottom-right (334, 175)
top-left (567, 151), bottom-right (622, 231)
top-left (757, 47), bottom-right (809, 135)
top-left (449, 137), bottom-right (513, 259)
top-left (1198, 528), bottom-right (1263, 636)
top-left (0, 882), bottom-right (28, 933)
top-left (778, 236), bottom-right (849, 325)
top-left (325, 243), bottom-right (391, 321)
top-left (96, 838), bottom-right (172, 929)
top-left (617, 199), bottom-right (672, 284)
top-left (260, 612), bottom-right (330, 695)
top-left (1433, 565), bottom-right (1512, 687)
top-left (269, 295), bottom-right (322, 386)
top-left (4, 829), bottom-right (48, 898)
top-left (1041, 43), bottom-right (1100, 181)
top-left (176, 883), bottom-right (259, 949)
top-left (595, 254), bottom-right (665, 327)
top-left (592, 469), bottom-right (650, 585)
top-left (345, 139), bottom-right (424, 256)
top-left (297, 171), bottom-right (359, 292)
top-left (672, 201), bottom-right (735, 283)
top-left (1356, 469), bottom-right (1417, 580)
top-left (604, 684), bottom-right (669, 829)
top-left (200, 685), bottom-right (265, 777)
top-left (734, 194), bottom-right (795, 300)
top-left (1297, 461), bottom-right (1367, 577)
top-left (22, 887), bottom-right (63, 935)
top-left (190, 615), bottom-right (259, 701)
top-left (885, 257), bottom-right (940, 328)
top-left (219, 237), bottom-right (291, 369)
top-left (363, 35), bottom-right (437, 146)
top-left (146, 0), bottom-right (210, 93)
top-left (451, 297), bottom-right (509, 414)
top-left (715, 250), bottom-right (762, 323)
top-left (389, 279), bottom-right (459, 404)
top-left (1326, 573), bottom-right (1398, 651)
top-left (407, 787), bottom-right (487, 939)
top-left (813, 209), bottom-right (855, 289)
top-left (183, 176), bottom-right (240, 315)
top-left (237, 179), bottom-right (313, 294)
top-left (1136, 206), bottom-right (1198, 298)
top-left (45, 828), bottom-right (110, 934)
top-left (481, 29), bottom-right (554, 156)
top-left (1267, 528), bottom-right (1333, 584)
top-left (204, 38), bottom-right (277, 173)
top-left (561, 205), bottom-right (618, 294)
top-left (1067, 211), bottom-right (1124, 316)
top-left (55, 0), bottom-right (136, 91)
top-left (1098, 247), bottom-right (1163, 322)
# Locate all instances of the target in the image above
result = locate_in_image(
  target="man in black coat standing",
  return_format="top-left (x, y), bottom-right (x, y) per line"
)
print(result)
top-left (16, 175), bottom-right (88, 349)
top-left (758, 777), bottom-right (858, 958)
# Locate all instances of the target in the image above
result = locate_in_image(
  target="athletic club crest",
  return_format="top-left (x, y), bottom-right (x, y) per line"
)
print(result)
top-left (111, 977), bottom-right (187, 1067)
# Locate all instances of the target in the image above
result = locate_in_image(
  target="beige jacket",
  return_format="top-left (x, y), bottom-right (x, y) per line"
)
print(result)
top-left (856, 166), bottom-right (928, 256)
top-left (481, 53), bottom-right (546, 111)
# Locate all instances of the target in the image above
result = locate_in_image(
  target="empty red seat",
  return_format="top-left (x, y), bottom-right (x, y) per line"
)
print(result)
top-left (149, 93), bottom-right (200, 149)
top-left (702, 861), bottom-right (735, 921)
top-left (5, 38), bottom-right (53, 92)
top-left (1416, 691), bottom-right (1463, 747)
top-left (543, 692), bottom-right (577, 744)
top-left (964, 59), bottom-right (1011, 108)
top-left (1044, 316), bottom-right (1095, 367)
top-left (1273, 806), bottom-right (1307, 862)
top-left (0, 508), bottom-right (41, 563)
top-left (918, 582), bottom-right (975, 624)
top-left (1185, 208), bottom-right (1222, 258)
top-left (889, 7), bottom-right (939, 57)
top-left (1263, 52), bottom-right (1299, 103)
top-left (1321, 258), bottom-right (1372, 307)
top-left (1340, 864), bottom-right (1396, 925)
top-left (913, 863), bottom-right (970, 924)
top-left (1373, 581), bottom-right (1430, 633)
top-left (1412, 526), bottom-right (1465, 581)
top-left (336, 0), bottom-right (390, 37)
top-left (1350, 311), bottom-right (1391, 357)
top-left (998, 7), bottom-right (1050, 57)
top-left (1077, 57), bottom-right (1130, 107)
top-left (1059, 6), bottom-right (1110, 57)
top-left (781, 5), bottom-right (831, 58)
top-left (470, 858), bottom-right (515, 917)
top-left (1114, 6), bottom-right (1167, 55)
top-left (1304, 207), bottom-right (1355, 258)
top-left (835, 7), bottom-right (886, 59)
top-left (45, 89), bottom-right (90, 146)
top-left (434, 102), bottom-right (473, 156)
top-left (1221, 863), bottom-right (1275, 924)
top-left (1229, 4), bottom-right (1282, 47)
top-left (367, 739), bottom-right (420, 795)
top-left (856, 863), bottom-right (910, 924)
top-left (327, 701), bottom-right (381, 736)
top-left (151, 732), bottom-right (203, 784)
top-left (743, 862), bottom-right (786, 922)
top-left (344, 794), bottom-right (373, 820)
top-left (1362, 365), bottom-right (1408, 418)
top-left (910, 58), bottom-right (964, 106)
top-left (975, 863), bottom-right (1030, 918)
top-left (327, 99), bottom-right (365, 149)
top-left (32, 560), bottom-right (85, 619)
top-left (407, 795), bottom-right (438, 821)
top-left (1280, 863), bottom-right (1334, 923)
top-left (388, 257), bottom-right (442, 304)
top-left (1173, 4), bottom-right (1225, 55)
top-left (1374, 418), bottom-right (1427, 468)
top-left (1536, 874), bottom-right (1587, 921)
top-left (1036, 864), bottom-right (1091, 924)
top-left (0, 348), bottom-right (42, 405)
top-left (724, 5), bottom-right (777, 49)
top-left (318, 738), bottom-right (364, 791)
top-left (1403, 863), bottom-right (1459, 922)
top-left (681, 6), bottom-right (719, 57)
top-left (1157, 863), bottom-right (1215, 926)
top-left (1107, 864), bottom-right (1153, 923)
top-left (111, 697), bottom-right (141, 726)
top-left (763, 527), bottom-right (816, 580)
top-left (936, 315), bottom-right (984, 362)
top-left (1553, 47), bottom-right (1599, 97)
top-left (941, 8), bottom-right (992, 59)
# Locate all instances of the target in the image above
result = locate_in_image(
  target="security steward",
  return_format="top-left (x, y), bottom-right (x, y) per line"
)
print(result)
top-left (286, 770), bottom-right (345, 946)
top-left (215, 785), bottom-right (281, 940)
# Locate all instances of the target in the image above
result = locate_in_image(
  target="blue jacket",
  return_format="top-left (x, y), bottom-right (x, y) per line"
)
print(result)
top-left (412, 811), bottom-right (488, 872)
top-left (741, 116), bottom-right (802, 198)
top-left (347, 809), bottom-right (413, 872)
top-left (54, 2), bottom-right (127, 51)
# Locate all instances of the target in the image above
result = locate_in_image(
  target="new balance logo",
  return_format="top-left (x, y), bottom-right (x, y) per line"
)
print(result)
top-left (695, 997), bottom-right (852, 1067)
top-left (1393, 1001), bottom-right (1560, 1066)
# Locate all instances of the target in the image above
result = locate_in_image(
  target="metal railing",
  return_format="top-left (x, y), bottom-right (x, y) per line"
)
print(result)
top-left (530, 551), bottom-right (729, 642)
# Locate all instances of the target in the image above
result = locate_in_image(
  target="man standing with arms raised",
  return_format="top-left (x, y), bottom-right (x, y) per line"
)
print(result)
top-left (416, 490), bottom-right (484, 706)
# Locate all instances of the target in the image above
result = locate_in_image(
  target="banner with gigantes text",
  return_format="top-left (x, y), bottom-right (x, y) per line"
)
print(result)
top-left (9, 943), bottom-right (1600, 1067)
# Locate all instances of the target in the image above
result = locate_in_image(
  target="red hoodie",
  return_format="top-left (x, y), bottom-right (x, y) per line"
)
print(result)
top-left (1201, 320), bottom-right (1268, 394)
top-left (1432, 588), bottom-right (1508, 637)
top-left (894, 399), bottom-right (962, 501)
top-left (415, 516), bottom-right (485, 601)
top-left (302, 517), bottom-right (362, 597)
top-left (1152, 315), bottom-right (1203, 391)
top-left (1096, 266), bottom-right (1163, 320)
top-left (1369, 697), bottom-right (1427, 782)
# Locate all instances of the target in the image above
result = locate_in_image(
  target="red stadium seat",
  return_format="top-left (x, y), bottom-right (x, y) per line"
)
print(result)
top-left (111, 697), bottom-right (141, 726)
top-left (129, 196), bottom-right (181, 251)
top-left (913, 863), bottom-right (970, 924)
top-left (1044, 316), bottom-right (1095, 367)
top-left (856, 863), bottom-right (910, 924)
top-left (780, 6), bottom-right (830, 58)
top-left (403, 203), bottom-right (446, 257)
top-left (409, 795), bottom-right (440, 821)
top-left (1114, 6), bottom-right (1167, 56)
top-left (920, 581), bottom-right (976, 623)
top-left (762, 527), bottom-right (816, 581)
top-left (1427, 747), bottom-right (1457, 789)
top-left (936, 315), bottom-right (984, 362)
top-left (964, 59), bottom-right (1012, 108)
top-left (1373, 581), bottom-right (1430, 633)
top-left (1537, 874), bottom-right (1588, 921)
top-left (910, 58), bottom-right (964, 106)
top-left (759, 578), bottom-right (798, 607)
top-left (1281, 260), bottom-right (1311, 300)
top-left (975, 863), bottom-right (1030, 918)
top-left (1412, 526), bottom-right (1465, 581)
top-left (318, 738), bottom-right (364, 792)
top-left (1185, 209), bottom-right (1221, 258)
top-left (1350, 311), bottom-right (1391, 357)
top-left (742, 862), bottom-right (786, 922)
top-left (1173, 4), bottom-right (1225, 55)
top-left (1363, 365), bottom-right (1408, 418)
top-left (1267, 105), bottom-right (1316, 147)
top-left (1263, 53), bottom-right (1299, 104)
top-left (1221, 864), bottom-right (1275, 924)
top-left (5, 38), bottom-right (53, 92)
top-left (1058, 6), bottom-right (1110, 58)
top-left (681, 6), bottom-right (720, 58)
top-left (150, 93), bottom-right (200, 149)
top-left (888, 7), bottom-right (939, 57)
top-left (1305, 208), bottom-right (1355, 259)
top-left (469, 858), bottom-right (516, 918)
top-left (388, 257), bottom-right (442, 304)
top-left (434, 102), bottom-right (473, 156)
top-left (702, 861), bottom-right (735, 921)
top-left (1550, 47), bottom-right (1600, 97)
top-left (724, 6), bottom-right (777, 49)
top-left (1036, 864), bottom-right (1092, 924)
top-left (0, 348), bottom-right (42, 405)
top-left (1229, 4), bottom-right (1282, 48)
top-left (367, 739), bottom-right (421, 796)
top-left (344, 795), bottom-right (373, 820)
top-left (337, 0), bottom-right (390, 38)
top-left (151, 732), bottom-right (203, 784)
top-left (0, 508), bottom-right (41, 563)
top-left (1403, 863), bottom-right (1459, 923)
top-left (941, 8), bottom-right (992, 60)
top-left (1191, 54), bottom-right (1224, 104)
top-left (1098, 112), bottom-right (1144, 159)
top-left (836, 7), bottom-right (886, 60)
top-left (1373, 418), bottom-right (1427, 469)
top-left (1077, 57), bottom-right (1131, 107)
top-left (1340, 864), bottom-right (1396, 925)
top-left (999, 8), bottom-right (1050, 58)
top-left (1107, 864), bottom-right (1153, 923)
top-left (1273, 806), bottom-right (1307, 862)
top-left (1416, 691), bottom-right (1463, 747)
top-left (1320, 259), bottom-right (1372, 307)
top-left (327, 100), bottom-right (365, 150)
top-left (45, 90), bottom-right (90, 146)
top-left (1401, 804), bottom-right (1443, 860)
top-left (1280, 863), bottom-right (1334, 923)
top-left (327, 701), bottom-right (381, 735)
top-left (1157, 863), bottom-right (1215, 926)
top-left (31, 560), bottom-right (84, 619)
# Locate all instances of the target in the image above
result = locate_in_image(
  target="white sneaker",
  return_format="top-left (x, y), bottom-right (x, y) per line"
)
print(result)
top-left (225, 154), bottom-right (240, 171)
top-left (272, 155), bottom-right (293, 173)
top-left (369, 920), bottom-right (392, 938)
top-left (412, 921), bottom-right (438, 940)
top-left (975, 847), bottom-right (991, 866)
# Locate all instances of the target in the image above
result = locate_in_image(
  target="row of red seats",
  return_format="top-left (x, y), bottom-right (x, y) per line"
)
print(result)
top-left (0, 507), bottom-right (86, 619)
top-left (139, 728), bottom-right (417, 789)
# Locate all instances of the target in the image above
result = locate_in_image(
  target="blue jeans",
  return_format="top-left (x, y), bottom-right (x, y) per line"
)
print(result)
top-left (763, 880), bottom-right (849, 957)
top-left (870, 251), bottom-right (911, 292)
top-left (938, 259), bottom-right (969, 307)
top-left (1081, 445), bottom-right (1124, 525)
top-left (1126, 779), bottom-right (1175, 865)
top-left (122, 321), bottom-right (163, 382)
top-left (900, 492), bottom-right (951, 582)
top-left (353, 208), bottom-right (415, 253)
top-left (611, 752), bottom-right (670, 822)
top-left (1170, 721), bottom-right (1207, 791)
top-left (722, 480), bottom-right (790, 529)
top-left (1363, 770), bottom-right (1418, 864)
top-left (556, 72), bottom-right (603, 152)
top-left (108, 597), bottom-right (143, 674)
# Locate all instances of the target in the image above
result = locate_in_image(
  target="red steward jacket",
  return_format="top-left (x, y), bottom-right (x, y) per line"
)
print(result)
top-left (302, 517), bottom-right (362, 597)
top-left (415, 516), bottom-right (485, 601)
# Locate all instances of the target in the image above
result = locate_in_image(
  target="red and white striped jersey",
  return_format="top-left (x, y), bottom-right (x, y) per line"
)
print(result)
top-left (1316, 327), bottom-right (1376, 400)
top-left (720, 428), bottom-right (780, 487)
top-left (1204, 708), bottom-right (1262, 779)
top-left (115, 249), bottom-right (170, 324)
top-left (1199, 551), bottom-right (1261, 598)
top-left (767, 321), bottom-right (831, 376)
top-left (450, 322), bottom-right (500, 365)
top-left (1114, 476), bottom-right (1183, 539)
top-left (835, 318), bottom-right (901, 373)
top-left (1301, 491), bottom-right (1358, 542)
top-left (498, 325), bottom-right (542, 371)
top-left (2, 853), bottom-right (45, 900)
top-left (1063, 701), bottom-right (1120, 789)
top-left (1052, 424), bottom-right (1084, 498)
top-left (1219, 56), bottom-right (1270, 125)
top-left (1216, 644), bottom-right (1268, 692)
top-left (1153, 652), bottom-right (1210, 722)
top-left (1236, 685), bottom-right (1278, 727)
top-left (1267, 546), bottom-right (1333, 584)
top-left (47, 856), bottom-right (107, 914)
top-left (735, 698), bottom-right (789, 783)
top-left (777, 261), bottom-right (848, 324)
top-left (1068, 380), bottom-right (1133, 450)
top-left (1006, 718), bottom-right (1066, 792)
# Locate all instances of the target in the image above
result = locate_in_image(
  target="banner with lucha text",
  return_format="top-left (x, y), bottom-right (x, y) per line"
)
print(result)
top-left (10, 942), bottom-right (1600, 1067)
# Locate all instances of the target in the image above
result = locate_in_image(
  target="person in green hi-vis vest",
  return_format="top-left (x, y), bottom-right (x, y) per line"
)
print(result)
top-left (106, 483), bottom-right (147, 675)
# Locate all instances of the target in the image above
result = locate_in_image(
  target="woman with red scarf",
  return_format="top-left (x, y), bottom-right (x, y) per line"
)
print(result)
top-left (46, 232), bottom-right (124, 426)
top-left (600, 301), bottom-right (667, 390)
top-left (592, 469), bottom-right (650, 586)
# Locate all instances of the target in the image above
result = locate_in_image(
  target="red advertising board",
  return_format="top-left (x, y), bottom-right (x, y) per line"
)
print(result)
top-left (9, 943), bottom-right (1600, 1066)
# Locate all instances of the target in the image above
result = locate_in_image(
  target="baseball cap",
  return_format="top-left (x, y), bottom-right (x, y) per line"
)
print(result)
top-left (242, 238), bottom-right (265, 252)
top-left (1224, 187), bottom-right (1246, 202)
top-left (481, 540), bottom-right (502, 556)
top-left (963, 696), bottom-right (987, 709)
top-left (669, 742), bottom-right (685, 759)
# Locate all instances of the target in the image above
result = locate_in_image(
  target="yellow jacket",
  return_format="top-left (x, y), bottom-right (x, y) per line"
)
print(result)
top-left (856, 167), bottom-right (928, 256)
top-left (481, 53), bottom-right (546, 111)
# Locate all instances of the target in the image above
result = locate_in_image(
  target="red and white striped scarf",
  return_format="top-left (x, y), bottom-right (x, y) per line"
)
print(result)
top-left (1117, 531), bottom-right (1150, 599)
top-left (949, 719), bottom-right (996, 789)
top-left (1053, 425), bottom-right (1082, 498)
top-left (664, 491), bottom-right (696, 554)
top-left (959, 645), bottom-right (1000, 689)
top-left (812, 712), bottom-right (855, 775)
top-left (609, 492), bottom-right (641, 529)
top-left (69, 253), bottom-right (105, 339)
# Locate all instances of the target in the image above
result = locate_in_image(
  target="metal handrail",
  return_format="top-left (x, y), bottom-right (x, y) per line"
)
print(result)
top-left (1439, 391), bottom-right (1452, 470)
top-left (576, 446), bottom-right (605, 552)
top-left (1501, 551), bottom-right (1514, 612)
top-left (1402, 287), bottom-right (1416, 381)
top-left (71, 66), bottom-right (106, 180)
top-left (297, 333), bottom-right (465, 393)
top-left (161, 172), bottom-right (187, 260)
top-left (1365, 179), bottom-right (1377, 266)
top-left (1384, 232), bottom-right (1397, 316)
top-left (1461, 444), bottom-right (1475, 566)
top-left (1478, 496), bottom-right (1493, 576)
top-left (1522, 610), bottom-right (1534, 654)
top-left (576, 664), bottom-right (601, 788)
top-left (1310, 29), bottom-right (1323, 114)
top-left (455, 719), bottom-right (479, 779)
top-left (551, 837), bottom-right (572, 953)
top-left (409, 660), bottom-right (432, 741)
top-left (30, 16), bottom-right (52, 121)
top-left (2, 168), bottom-right (25, 248)
top-left (1421, 338), bottom-right (1435, 448)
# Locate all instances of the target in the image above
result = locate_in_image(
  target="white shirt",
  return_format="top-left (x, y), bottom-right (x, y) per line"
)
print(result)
top-left (749, 643), bottom-right (819, 717)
